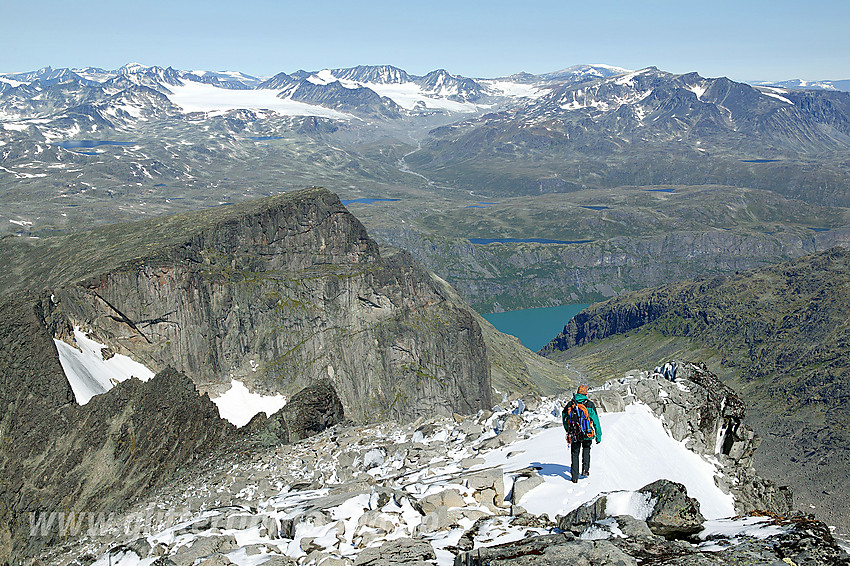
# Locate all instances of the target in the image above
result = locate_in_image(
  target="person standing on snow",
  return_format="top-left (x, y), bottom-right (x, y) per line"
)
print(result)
top-left (562, 384), bottom-right (602, 483)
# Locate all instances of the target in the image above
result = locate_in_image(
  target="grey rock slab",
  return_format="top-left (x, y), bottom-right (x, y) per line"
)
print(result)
top-left (465, 468), bottom-right (505, 500)
top-left (419, 488), bottom-right (466, 514)
top-left (589, 390), bottom-right (625, 413)
top-left (512, 475), bottom-right (545, 504)
top-left (170, 535), bottom-right (237, 566)
top-left (353, 537), bottom-right (436, 566)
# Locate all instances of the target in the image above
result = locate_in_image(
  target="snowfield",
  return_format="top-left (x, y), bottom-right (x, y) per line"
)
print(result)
top-left (54, 328), bottom-right (154, 404)
top-left (482, 402), bottom-right (735, 520)
top-left (165, 82), bottom-right (356, 119)
top-left (212, 379), bottom-right (288, 427)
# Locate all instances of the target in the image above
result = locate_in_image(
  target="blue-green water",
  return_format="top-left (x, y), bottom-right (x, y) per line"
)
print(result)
top-left (482, 304), bottom-right (590, 352)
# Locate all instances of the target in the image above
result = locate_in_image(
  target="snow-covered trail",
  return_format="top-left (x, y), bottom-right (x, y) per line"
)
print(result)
top-left (482, 403), bottom-right (736, 520)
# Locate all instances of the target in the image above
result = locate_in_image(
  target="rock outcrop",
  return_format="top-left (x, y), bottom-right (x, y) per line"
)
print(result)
top-left (0, 188), bottom-right (495, 562)
top-left (558, 480), bottom-right (706, 540)
top-left (5, 188), bottom-right (492, 424)
top-left (454, 514), bottom-right (850, 566)
top-left (593, 364), bottom-right (793, 516)
top-left (244, 378), bottom-right (346, 445)
top-left (0, 362), bottom-right (233, 561)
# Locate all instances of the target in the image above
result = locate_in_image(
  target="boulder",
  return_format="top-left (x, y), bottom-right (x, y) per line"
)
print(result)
top-left (244, 379), bottom-right (345, 444)
top-left (637, 480), bottom-right (705, 538)
top-left (511, 475), bottom-right (545, 504)
top-left (171, 535), bottom-right (237, 566)
top-left (452, 533), bottom-right (638, 566)
top-left (465, 469), bottom-right (505, 503)
top-left (197, 555), bottom-right (233, 566)
top-left (353, 537), bottom-right (436, 566)
top-left (557, 495), bottom-right (609, 535)
top-left (477, 429), bottom-right (518, 450)
top-left (589, 390), bottom-right (625, 413)
top-left (419, 489), bottom-right (466, 514)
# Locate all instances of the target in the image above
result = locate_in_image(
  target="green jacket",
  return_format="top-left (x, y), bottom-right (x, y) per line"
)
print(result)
top-left (562, 393), bottom-right (602, 443)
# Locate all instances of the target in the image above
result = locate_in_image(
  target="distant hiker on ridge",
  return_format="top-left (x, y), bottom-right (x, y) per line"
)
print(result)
top-left (562, 384), bottom-right (602, 483)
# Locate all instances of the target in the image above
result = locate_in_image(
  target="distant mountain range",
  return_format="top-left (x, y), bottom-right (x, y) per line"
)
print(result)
top-left (752, 78), bottom-right (850, 92)
top-left (2, 61), bottom-right (850, 313)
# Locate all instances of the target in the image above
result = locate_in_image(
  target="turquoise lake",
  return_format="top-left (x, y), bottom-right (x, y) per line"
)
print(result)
top-left (482, 304), bottom-right (590, 352)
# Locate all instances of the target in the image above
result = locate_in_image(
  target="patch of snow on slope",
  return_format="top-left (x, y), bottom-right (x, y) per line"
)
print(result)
top-left (482, 80), bottom-right (545, 99)
top-left (165, 82), bottom-right (355, 119)
top-left (698, 516), bottom-right (790, 551)
top-left (482, 403), bottom-right (736, 520)
top-left (54, 328), bottom-right (154, 405)
top-left (359, 82), bottom-right (483, 112)
top-left (761, 90), bottom-right (794, 104)
top-left (212, 379), bottom-right (287, 427)
top-left (688, 84), bottom-right (707, 99)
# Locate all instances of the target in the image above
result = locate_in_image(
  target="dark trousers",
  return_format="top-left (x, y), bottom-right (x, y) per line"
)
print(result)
top-left (570, 440), bottom-right (592, 481)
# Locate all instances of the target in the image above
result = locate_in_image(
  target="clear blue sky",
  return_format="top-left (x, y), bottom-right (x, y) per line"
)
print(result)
top-left (1, 0), bottom-right (848, 81)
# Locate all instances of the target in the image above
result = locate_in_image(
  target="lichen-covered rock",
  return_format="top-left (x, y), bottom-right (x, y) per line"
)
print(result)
top-left (637, 479), bottom-right (705, 538)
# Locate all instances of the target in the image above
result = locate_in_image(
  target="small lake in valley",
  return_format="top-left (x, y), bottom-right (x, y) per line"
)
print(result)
top-left (53, 140), bottom-right (136, 149)
top-left (469, 237), bottom-right (592, 245)
top-left (341, 198), bottom-right (401, 205)
top-left (482, 303), bottom-right (590, 352)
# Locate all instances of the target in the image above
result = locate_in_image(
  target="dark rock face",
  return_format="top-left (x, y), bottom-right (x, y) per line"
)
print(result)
top-left (23, 188), bottom-right (490, 424)
top-left (244, 378), bottom-right (345, 444)
top-left (639, 480), bottom-right (705, 538)
top-left (0, 363), bottom-right (233, 562)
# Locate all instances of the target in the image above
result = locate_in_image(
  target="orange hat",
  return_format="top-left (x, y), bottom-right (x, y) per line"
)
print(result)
top-left (577, 385), bottom-right (588, 395)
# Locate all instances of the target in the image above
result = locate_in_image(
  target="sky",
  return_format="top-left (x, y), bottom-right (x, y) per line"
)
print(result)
top-left (1, 0), bottom-right (848, 82)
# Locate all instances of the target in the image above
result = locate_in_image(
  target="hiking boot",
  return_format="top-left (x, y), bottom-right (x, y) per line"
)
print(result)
top-left (571, 477), bottom-right (578, 483)
top-left (582, 470), bottom-right (590, 477)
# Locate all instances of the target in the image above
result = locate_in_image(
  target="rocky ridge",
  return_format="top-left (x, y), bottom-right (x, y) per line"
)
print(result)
top-left (2, 187), bottom-right (493, 424)
top-left (31, 369), bottom-right (848, 566)
top-left (540, 247), bottom-right (850, 535)
top-left (1, 187), bottom-right (525, 561)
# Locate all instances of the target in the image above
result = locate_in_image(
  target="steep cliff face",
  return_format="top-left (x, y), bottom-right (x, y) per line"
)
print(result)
top-left (372, 223), bottom-right (850, 312)
top-left (12, 188), bottom-right (491, 424)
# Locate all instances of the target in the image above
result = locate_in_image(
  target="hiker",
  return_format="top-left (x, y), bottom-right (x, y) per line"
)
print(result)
top-left (562, 385), bottom-right (602, 483)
